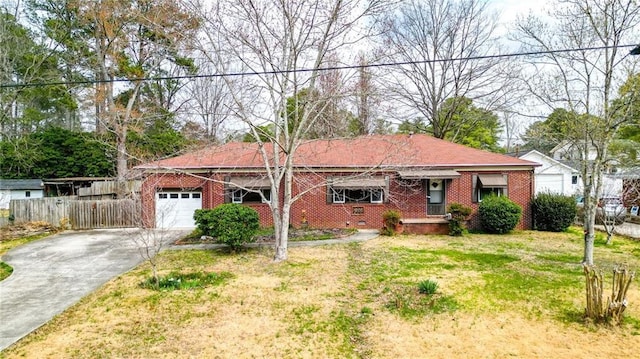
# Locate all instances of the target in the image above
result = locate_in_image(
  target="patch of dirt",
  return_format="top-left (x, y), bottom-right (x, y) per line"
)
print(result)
top-left (0, 221), bottom-right (58, 242)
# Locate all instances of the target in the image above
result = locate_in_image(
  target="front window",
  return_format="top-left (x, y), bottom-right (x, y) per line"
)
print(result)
top-left (232, 189), bottom-right (270, 203)
top-left (473, 174), bottom-right (508, 203)
top-left (25, 191), bottom-right (31, 198)
top-left (479, 187), bottom-right (503, 201)
top-left (332, 188), bottom-right (383, 203)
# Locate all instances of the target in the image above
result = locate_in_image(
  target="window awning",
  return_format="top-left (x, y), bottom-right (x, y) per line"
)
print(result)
top-left (478, 174), bottom-right (508, 187)
top-left (228, 177), bottom-right (271, 188)
top-left (332, 177), bottom-right (386, 189)
top-left (397, 170), bottom-right (461, 179)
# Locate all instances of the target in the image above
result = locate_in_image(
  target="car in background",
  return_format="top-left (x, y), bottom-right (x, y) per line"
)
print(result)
top-left (576, 196), bottom-right (627, 224)
top-left (597, 197), bottom-right (627, 224)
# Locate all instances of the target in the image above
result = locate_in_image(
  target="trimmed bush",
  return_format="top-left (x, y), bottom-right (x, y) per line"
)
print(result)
top-left (447, 203), bottom-right (473, 236)
top-left (381, 209), bottom-right (402, 236)
top-left (531, 192), bottom-right (577, 232)
top-left (479, 195), bottom-right (522, 234)
top-left (194, 204), bottom-right (260, 250)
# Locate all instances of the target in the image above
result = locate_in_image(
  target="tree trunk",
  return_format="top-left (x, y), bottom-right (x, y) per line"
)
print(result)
top-left (116, 126), bottom-right (128, 181)
top-left (583, 231), bottom-right (595, 265)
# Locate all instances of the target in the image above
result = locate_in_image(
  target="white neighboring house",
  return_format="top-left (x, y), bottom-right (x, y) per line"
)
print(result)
top-left (549, 141), bottom-right (623, 197)
top-left (517, 150), bottom-right (581, 196)
top-left (0, 179), bottom-right (45, 209)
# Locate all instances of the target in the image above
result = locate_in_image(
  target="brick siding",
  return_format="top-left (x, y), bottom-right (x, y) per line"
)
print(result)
top-left (141, 169), bottom-right (534, 231)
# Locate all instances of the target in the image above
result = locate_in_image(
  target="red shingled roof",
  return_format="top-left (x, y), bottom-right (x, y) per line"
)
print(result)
top-left (137, 134), bottom-right (538, 170)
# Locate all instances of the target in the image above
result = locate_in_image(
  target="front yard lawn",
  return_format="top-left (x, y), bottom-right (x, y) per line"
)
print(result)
top-left (3, 228), bottom-right (640, 358)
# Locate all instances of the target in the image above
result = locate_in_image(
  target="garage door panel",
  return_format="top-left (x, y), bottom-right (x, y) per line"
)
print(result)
top-left (536, 174), bottom-right (564, 195)
top-left (156, 191), bottom-right (202, 229)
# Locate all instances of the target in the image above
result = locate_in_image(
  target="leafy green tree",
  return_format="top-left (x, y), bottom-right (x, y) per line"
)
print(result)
top-left (0, 10), bottom-right (77, 139)
top-left (396, 97), bottom-right (501, 151)
top-left (397, 118), bottom-right (429, 135)
top-left (439, 97), bottom-right (501, 152)
top-left (611, 72), bottom-right (640, 166)
top-left (127, 119), bottom-right (189, 165)
top-left (242, 125), bottom-right (275, 143)
top-left (521, 108), bottom-right (577, 154)
top-left (0, 127), bottom-right (114, 179)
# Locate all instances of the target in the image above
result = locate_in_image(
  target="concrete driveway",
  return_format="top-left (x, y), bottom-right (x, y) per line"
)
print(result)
top-left (0, 228), bottom-right (185, 352)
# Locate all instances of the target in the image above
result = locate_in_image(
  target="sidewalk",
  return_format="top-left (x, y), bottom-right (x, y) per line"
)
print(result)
top-left (596, 222), bottom-right (640, 239)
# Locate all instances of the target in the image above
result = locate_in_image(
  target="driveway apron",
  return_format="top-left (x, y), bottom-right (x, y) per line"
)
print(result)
top-left (0, 229), bottom-right (181, 351)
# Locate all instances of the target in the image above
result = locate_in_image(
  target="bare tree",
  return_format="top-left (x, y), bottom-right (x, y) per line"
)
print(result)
top-left (381, 0), bottom-right (517, 141)
top-left (351, 52), bottom-right (378, 136)
top-left (515, 0), bottom-right (640, 265)
top-left (184, 60), bottom-right (235, 143)
top-left (193, 0), bottom-right (385, 261)
top-left (501, 111), bottom-right (523, 153)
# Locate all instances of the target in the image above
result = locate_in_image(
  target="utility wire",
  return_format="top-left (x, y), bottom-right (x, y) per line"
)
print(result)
top-left (1, 44), bottom-right (639, 89)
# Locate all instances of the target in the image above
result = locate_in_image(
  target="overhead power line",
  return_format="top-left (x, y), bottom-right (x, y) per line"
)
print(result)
top-left (1, 44), bottom-right (639, 89)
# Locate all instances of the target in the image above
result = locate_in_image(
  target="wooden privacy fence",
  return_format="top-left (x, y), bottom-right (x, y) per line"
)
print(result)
top-left (70, 199), bottom-right (141, 229)
top-left (9, 197), bottom-right (141, 230)
top-left (10, 197), bottom-right (76, 227)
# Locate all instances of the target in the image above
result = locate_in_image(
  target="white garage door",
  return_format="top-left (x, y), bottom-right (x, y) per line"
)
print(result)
top-left (156, 191), bottom-right (202, 229)
top-left (536, 174), bottom-right (564, 195)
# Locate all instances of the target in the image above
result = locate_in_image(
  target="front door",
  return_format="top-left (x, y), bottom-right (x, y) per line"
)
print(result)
top-left (427, 179), bottom-right (445, 215)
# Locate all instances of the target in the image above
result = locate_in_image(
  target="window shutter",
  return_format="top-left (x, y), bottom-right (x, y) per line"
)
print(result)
top-left (224, 176), bottom-right (231, 203)
top-left (472, 174), bottom-right (478, 203)
top-left (503, 174), bottom-right (508, 197)
top-left (326, 177), bottom-right (333, 204)
top-left (384, 175), bottom-right (390, 203)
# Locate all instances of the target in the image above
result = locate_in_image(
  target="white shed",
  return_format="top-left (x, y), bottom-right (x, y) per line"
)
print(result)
top-left (0, 179), bottom-right (45, 209)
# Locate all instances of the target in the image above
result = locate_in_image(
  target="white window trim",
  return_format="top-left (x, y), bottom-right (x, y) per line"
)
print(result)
top-left (477, 187), bottom-right (504, 202)
top-left (232, 188), bottom-right (271, 204)
top-left (332, 188), bottom-right (384, 204)
top-left (260, 189), bottom-right (271, 203)
top-left (232, 189), bottom-right (243, 203)
top-left (370, 189), bottom-right (383, 203)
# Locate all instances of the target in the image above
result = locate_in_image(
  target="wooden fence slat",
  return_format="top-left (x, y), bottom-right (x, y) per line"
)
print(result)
top-left (9, 197), bottom-right (141, 229)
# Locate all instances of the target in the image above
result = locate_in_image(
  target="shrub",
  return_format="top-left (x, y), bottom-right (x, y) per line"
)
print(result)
top-left (531, 192), bottom-right (577, 232)
top-left (194, 204), bottom-right (260, 250)
top-left (417, 279), bottom-right (439, 295)
top-left (447, 203), bottom-right (473, 236)
top-left (381, 209), bottom-right (402, 236)
top-left (479, 195), bottom-right (522, 234)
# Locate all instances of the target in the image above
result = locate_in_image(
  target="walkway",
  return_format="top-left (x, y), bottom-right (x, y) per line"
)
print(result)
top-left (0, 228), bottom-right (185, 351)
top-left (0, 228), bottom-right (377, 351)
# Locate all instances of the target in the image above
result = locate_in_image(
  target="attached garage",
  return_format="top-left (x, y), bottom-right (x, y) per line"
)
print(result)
top-left (155, 190), bottom-right (202, 229)
top-left (536, 174), bottom-right (564, 194)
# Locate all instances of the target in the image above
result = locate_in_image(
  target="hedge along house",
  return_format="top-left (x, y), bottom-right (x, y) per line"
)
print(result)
top-left (137, 134), bottom-right (540, 233)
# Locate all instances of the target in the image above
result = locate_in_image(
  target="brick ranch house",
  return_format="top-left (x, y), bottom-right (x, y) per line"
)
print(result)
top-left (137, 134), bottom-right (540, 233)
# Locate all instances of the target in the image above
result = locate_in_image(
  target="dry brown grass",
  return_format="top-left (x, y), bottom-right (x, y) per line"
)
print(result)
top-left (3, 229), bottom-right (640, 358)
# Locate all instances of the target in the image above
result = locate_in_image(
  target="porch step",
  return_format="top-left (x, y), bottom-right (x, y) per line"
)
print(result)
top-left (401, 217), bottom-right (449, 235)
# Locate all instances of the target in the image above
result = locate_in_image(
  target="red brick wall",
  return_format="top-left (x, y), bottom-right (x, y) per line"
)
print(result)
top-left (451, 171), bottom-right (534, 231)
top-left (141, 169), bottom-right (534, 231)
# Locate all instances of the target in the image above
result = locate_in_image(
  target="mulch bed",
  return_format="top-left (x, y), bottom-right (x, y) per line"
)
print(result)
top-left (175, 228), bottom-right (354, 245)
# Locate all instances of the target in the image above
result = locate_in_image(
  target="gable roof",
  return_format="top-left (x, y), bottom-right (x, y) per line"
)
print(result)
top-left (0, 179), bottom-right (44, 190)
top-left (138, 134), bottom-right (539, 171)
top-left (517, 150), bottom-right (578, 173)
